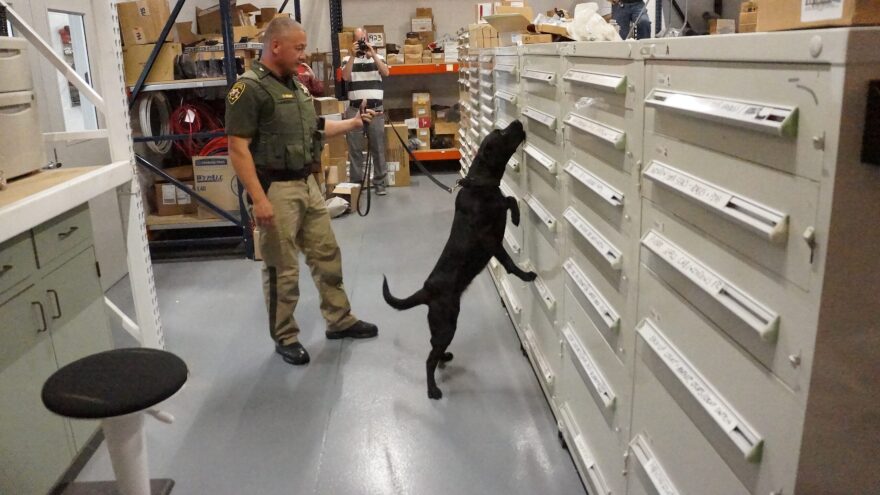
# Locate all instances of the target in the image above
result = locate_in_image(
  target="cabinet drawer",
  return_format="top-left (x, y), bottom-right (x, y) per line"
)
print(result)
top-left (501, 152), bottom-right (524, 196)
top-left (521, 56), bottom-right (560, 101)
top-left (645, 61), bottom-right (830, 181)
top-left (524, 141), bottom-right (563, 219)
top-left (636, 267), bottom-right (802, 493)
top-left (563, 257), bottom-right (624, 357)
top-left (563, 56), bottom-right (635, 110)
top-left (496, 270), bottom-right (527, 328)
top-left (34, 203), bottom-right (92, 267)
top-left (642, 134), bottom-right (820, 291)
top-left (558, 402), bottom-right (622, 495)
top-left (640, 203), bottom-right (815, 393)
top-left (523, 211), bottom-right (563, 320)
top-left (0, 232), bottom-right (37, 296)
top-left (564, 159), bottom-right (632, 240)
top-left (564, 109), bottom-right (630, 157)
top-left (521, 94), bottom-right (561, 145)
top-left (522, 306), bottom-right (560, 394)
top-left (564, 205), bottom-right (625, 274)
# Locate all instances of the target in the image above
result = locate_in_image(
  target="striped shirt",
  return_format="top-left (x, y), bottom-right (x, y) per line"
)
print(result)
top-left (343, 54), bottom-right (384, 108)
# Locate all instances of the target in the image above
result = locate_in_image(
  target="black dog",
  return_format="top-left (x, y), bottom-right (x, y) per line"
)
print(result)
top-left (383, 121), bottom-right (537, 399)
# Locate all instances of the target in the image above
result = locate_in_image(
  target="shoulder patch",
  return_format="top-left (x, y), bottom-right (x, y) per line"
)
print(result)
top-left (296, 80), bottom-right (310, 96)
top-left (227, 82), bottom-right (246, 105)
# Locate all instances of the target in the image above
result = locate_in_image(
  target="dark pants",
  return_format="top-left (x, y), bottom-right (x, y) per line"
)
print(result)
top-left (613, 1), bottom-right (651, 40)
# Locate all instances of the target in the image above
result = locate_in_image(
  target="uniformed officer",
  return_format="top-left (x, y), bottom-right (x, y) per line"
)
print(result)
top-left (226, 17), bottom-right (378, 366)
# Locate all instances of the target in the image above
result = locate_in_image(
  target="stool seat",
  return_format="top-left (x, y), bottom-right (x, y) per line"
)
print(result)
top-left (42, 348), bottom-right (188, 420)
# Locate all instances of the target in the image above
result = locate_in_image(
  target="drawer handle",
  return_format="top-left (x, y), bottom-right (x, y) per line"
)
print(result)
top-left (564, 161), bottom-right (624, 207)
top-left (481, 116), bottom-right (494, 129)
top-left (0, 103), bottom-right (32, 116)
top-left (564, 207), bottom-right (623, 270)
top-left (499, 277), bottom-right (522, 315)
top-left (643, 161), bottom-right (789, 243)
top-left (562, 324), bottom-right (616, 410)
top-left (522, 106), bottom-right (557, 129)
top-left (47, 289), bottom-right (62, 320)
top-left (506, 156), bottom-right (520, 172)
top-left (57, 226), bottom-right (79, 240)
top-left (523, 324), bottom-right (555, 386)
top-left (524, 144), bottom-right (557, 174)
top-left (494, 63), bottom-right (516, 74)
top-left (645, 89), bottom-right (799, 138)
top-left (564, 113), bottom-right (626, 150)
top-left (495, 90), bottom-right (517, 104)
top-left (524, 195), bottom-right (557, 232)
top-left (641, 230), bottom-right (780, 342)
top-left (630, 434), bottom-right (681, 495)
top-left (522, 67), bottom-right (556, 85)
top-left (32, 302), bottom-right (48, 333)
top-left (503, 230), bottom-right (521, 255)
top-left (480, 92), bottom-right (494, 105)
top-left (563, 258), bottom-right (620, 332)
top-left (637, 318), bottom-right (765, 464)
top-left (0, 264), bottom-right (12, 276)
top-left (559, 404), bottom-right (612, 495)
top-left (525, 262), bottom-right (556, 311)
top-left (563, 69), bottom-right (627, 94)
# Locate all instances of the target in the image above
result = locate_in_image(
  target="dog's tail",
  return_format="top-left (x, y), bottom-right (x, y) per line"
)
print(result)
top-left (383, 276), bottom-right (429, 310)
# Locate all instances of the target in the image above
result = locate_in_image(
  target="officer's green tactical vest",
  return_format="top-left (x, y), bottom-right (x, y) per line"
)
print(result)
top-left (240, 68), bottom-right (318, 172)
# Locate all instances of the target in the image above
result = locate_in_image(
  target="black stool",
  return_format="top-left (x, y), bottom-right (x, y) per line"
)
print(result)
top-left (42, 348), bottom-right (188, 495)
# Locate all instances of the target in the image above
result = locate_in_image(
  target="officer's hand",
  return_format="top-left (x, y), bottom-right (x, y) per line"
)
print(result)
top-left (253, 198), bottom-right (275, 228)
top-left (360, 109), bottom-right (377, 127)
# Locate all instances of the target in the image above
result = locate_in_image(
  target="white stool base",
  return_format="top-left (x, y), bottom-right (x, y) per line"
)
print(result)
top-left (101, 413), bottom-right (150, 495)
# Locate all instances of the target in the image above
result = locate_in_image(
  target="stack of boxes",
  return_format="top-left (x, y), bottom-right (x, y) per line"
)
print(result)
top-left (385, 124), bottom-right (411, 186)
top-left (412, 8), bottom-right (436, 48)
top-left (739, 2), bottom-right (758, 33)
top-left (404, 38), bottom-right (423, 65)
top-left (468, 23), bottom-right (499, 49)
top-left (412, 93), bottom-right (432, 150)
top-left (313, 97), bottom-right (349, 194)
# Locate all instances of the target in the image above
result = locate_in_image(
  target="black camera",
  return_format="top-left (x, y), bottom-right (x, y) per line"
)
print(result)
top-left (356, 39), bottom-right (368, 56)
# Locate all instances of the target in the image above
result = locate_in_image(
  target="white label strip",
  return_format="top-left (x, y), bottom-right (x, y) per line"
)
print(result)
top-left (504, 230), bottom-right (521, 255)
top-left (641, 231), bottom-right (780, 342)
top-left (524, 144), bottom-right (557, 174)
top-left (469, 86), bottom-right (479, 95)
top-left (480, 127), bottom-right (490, 139)
top-left (523, 325), bottom-right (555, 386)
top-left (480, 68), bottom-right (493, 77)
top-left (564, 113), bottom-right (626, 150)
top-left (525, 262), bottom-right (556, 311)
top-left (524, 195), bottom-right (557, 232)
top-left (507, 156), bottom-right (521, 172)
top-left (495, 90), bottom-right (517, 104)
top-left (522, 67), bottom-right (556, 85)
top-left (646, 89), bottom-right (798, 138)
top-left (564, 161), bottom-right (624, 207)
top-left (559, 404), bottom-right (612, 495)
top-left (564, 207), bottom-right (623, 270)
top-left (562, 324), bottom-right (616, 410)
top-left (802, 0), bottom-right (844, 22)
top-left (494, 63), bottom-right (516, 74)
top-left (630, 434), bottom-right (681, 495)
top-left (500, 276), bottom-right (522, 315)
top-left (643, 161), bottom-right (789, 243)
top-left (563, 69), bottom-right (627, 94)
top-left (563, 258), bottom-right (620, 332)
top-left (637, 319), bottom-right (765, 463)
top-left (481, 106), bottom-right (495, 119)
top-left (481, 92), bottom-right (494, 105)
top-left (481, 116), bottom-right (494, 129)
top-left (469, 127), bottom-right (480, 140)
top-left (522, 106), bottom-right (557, 129)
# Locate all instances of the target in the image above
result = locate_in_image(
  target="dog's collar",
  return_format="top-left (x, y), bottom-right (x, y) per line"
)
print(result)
top-left (456, 176), bottom-right (500, 189)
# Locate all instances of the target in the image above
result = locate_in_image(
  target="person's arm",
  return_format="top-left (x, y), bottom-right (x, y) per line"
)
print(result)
top-left (324, 109), bottom-right (376, 138)
top-left (229, 136), bottom-right (273, 227)
top-left (341, 48), bottom-right (357, 81)
top-left (369, 45), bottom-right (390, 77)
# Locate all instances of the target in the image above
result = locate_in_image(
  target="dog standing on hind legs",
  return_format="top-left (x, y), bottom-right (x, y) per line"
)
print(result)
top-left (383, 121), bottom-right (536, 399)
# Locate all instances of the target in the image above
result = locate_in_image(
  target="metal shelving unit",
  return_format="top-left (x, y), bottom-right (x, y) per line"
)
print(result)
top-left (129, 77), bottom-right (228, 92)
top-left (387, 62), bottom-right (459, 76)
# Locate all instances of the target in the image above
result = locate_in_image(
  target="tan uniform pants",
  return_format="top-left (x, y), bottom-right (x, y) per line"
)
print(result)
top-left (259, 175), bottom-right (358, 345)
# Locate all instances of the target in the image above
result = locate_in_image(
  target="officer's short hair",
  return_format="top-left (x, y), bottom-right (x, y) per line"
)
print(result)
top-left (263, 17), bottom-right (304, 46)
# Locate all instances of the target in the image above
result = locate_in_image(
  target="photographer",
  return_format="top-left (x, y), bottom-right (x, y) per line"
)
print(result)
top-left (342, 28), bottom-right (391, 196)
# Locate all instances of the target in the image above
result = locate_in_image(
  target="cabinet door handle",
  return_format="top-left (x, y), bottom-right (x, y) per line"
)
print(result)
top-left (47, 289), bottom-right (62, 319)
top-left (0, 264), bottom-right (12, 276)
top-left (57, 226), bottom-right (79, 239)
top-left (32, 302), bottom-right (48, 333)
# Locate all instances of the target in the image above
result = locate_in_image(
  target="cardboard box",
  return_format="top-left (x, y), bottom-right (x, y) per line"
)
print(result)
top-left (331, 183), bottom-right (361, 211)
top-left (521, 33), bottom-right (552, 44)
top-left (364, 24), bottom-right (386, 47)
top-left (313, 97), bottom-right (339, 115)
top-left (412, 17), bottom-right (434, 32)
top-left (404, 54), bottom-right (422, 64)
top-left (412, 92), bottom-right (431, 118)
top-left (482, 24), bottom-right (499, 39)
top-left (387, 53), bottom-right (404, 65)
top-left (431, 52), bottom-right (444, 62)
top-left (417, 31), bottom-right (436, 45)
top-left (193, 155), bottom-right (239, 218)
top-left (434, 121), bottom-right (459, 135)
top-left (495, 5), bottom-right (534, 19)
top-left (256, 7), bottom-right (277, 26)
top-left (416, 7), bottom-right (433, 17)
top-left (475, 2), bottom-right (494, 22)
top-left (757, 0), bottom-right (880, 31)
top-left (338, 31), bottom-right (354, 51)
top-left (154, 181), bottom-right (197, 216)
top-left (500, 32), bottom-right (523, 46)
top-left (326, 134), bottom-right (347, 159)
top-left (196, 3), bottom-right (259, 34)
top-left (122, 42), bottom-right (181, 86)
top-left (536, 23), bottom-right (570, 37)
top-left (404, 43), bottom-right (423, 55)
top-left (739, 23), bottom-right (758, 33)
top-left (709, 19), bottom-right (736, 34)
top-left (385, 147), bottom-right (411, 187)
top-left (117, 0), bottom-right (172, 46)
top-left (739, 11), bottom-right (758, 25)
top-left (421, 56), bottom-right (434, 63)
top-left (484, 13), bottom-right (527, 34)
top-left (416, 128), bottom-right (431, 150)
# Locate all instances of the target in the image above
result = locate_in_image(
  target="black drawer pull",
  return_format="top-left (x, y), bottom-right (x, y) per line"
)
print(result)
top-left (32, 302), bottom-right (48, 333)
top-left (47, 289), bottom-right (62, 319)
top-left (0, 264), bottom-right (12, 276)
top-left (57, 226), bottom-right (79, 240)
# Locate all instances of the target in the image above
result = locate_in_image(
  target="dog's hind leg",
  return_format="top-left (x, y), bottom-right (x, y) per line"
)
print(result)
top-left (425, 300), bottom-right (460, 400)
top-left (494, 247), bottom-right (537, 282)
top-left (505, 196), bottom-right (521, 226)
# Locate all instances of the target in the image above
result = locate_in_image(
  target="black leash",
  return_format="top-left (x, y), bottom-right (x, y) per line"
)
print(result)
top-left (387, 122), bottom-right (457, 194)
top-left (356, 101), bottom-right (373, 216)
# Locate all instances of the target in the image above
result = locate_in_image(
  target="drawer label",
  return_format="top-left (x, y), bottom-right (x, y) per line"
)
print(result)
top-left (564, 69), bottom-right (627, 94)
top-left (523, 67), bottom-right (556, 84)
top-left (522, 106), bottom-right (557, 129)
top-left (494, 63), bottom-right (516, 74)
top-left (562, 324), bottom-right (616, 410)
top-left (564, 161), bottom-right (624, 207)
top-left (524, 144), bottom-right (557, 174)
top-left (506, 156), bottom-right (521, 172)
top-left (504, 229), bottom-right (521, 254)
top-left (495, 90), bottom-right (517, 104)
top-left (524, 194), bottom-right (557, 231)
top-left (564, 113), bottom-right (626, 150)
top-left (523, 325), bottom-right (554, 385)
top-left (801, 0), bottom-right (844, 22)
top-left (630, 434), bottom-right (680, 495)
top-left (641, 231), bottom-right (780, 341)
top-left (637, 319), bottom-right (764, 463)
top-left (563, 258), bottom-right (620, 331)
top-left (500, 276), bottom-right (522, 315)
top-left (564, 207), bottom-right (623, 270)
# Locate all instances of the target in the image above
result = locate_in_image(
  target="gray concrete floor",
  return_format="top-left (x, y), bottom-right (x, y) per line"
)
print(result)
top-left (82, 173), bottom-right (586, 495)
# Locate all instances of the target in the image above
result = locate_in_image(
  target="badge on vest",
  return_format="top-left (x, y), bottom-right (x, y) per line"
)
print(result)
top-left (296, 81), bottom-right (310, 97)
top-left (281, 93), bottom-right (295, 99)
top-left (228, 82), bottom-right (246, 105)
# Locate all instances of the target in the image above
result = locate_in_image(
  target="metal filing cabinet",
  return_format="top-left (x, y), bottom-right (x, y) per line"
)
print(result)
top-left (466, 27), bottom-right (880, 495)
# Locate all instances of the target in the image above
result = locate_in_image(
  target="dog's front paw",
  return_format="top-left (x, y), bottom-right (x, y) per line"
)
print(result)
top-left (511, 210), bottom-right (521, 227)
top-left (428, 386), bottom-right (443, 400)
top-left (522, 271), bottom-right (538, 282)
